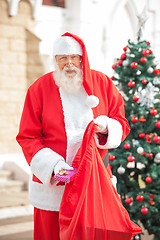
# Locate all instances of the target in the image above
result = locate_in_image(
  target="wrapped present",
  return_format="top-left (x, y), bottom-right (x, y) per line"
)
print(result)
top-left (54, 168), bottom-right (78, 183)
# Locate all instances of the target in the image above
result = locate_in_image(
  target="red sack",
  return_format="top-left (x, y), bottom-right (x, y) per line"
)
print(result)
top-left (59, 121), bottom-right (142, 240)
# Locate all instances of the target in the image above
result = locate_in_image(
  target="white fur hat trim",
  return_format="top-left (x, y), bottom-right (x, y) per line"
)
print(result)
top-left (53, 36), bottom-right (82, 56)
top-left (86, 95), bottom-right (99, 108)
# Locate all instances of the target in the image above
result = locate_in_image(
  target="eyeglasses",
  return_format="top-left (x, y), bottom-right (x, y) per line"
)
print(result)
top-left (56, 55), bottom-right (82, 65)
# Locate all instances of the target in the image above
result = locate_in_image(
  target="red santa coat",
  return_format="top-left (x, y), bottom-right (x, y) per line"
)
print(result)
top-left (16, 33), bottom-right (130, 211)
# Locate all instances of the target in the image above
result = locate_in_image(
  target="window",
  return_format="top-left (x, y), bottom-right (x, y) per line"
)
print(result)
top-left (42, 0), bottom-right (65, 8)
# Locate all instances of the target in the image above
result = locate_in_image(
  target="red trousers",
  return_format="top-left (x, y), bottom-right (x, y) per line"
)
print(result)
top-left (34, 207), bottom-right (60, 240)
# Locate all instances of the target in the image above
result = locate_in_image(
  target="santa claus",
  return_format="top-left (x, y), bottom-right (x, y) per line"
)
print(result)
top-left (16, 32), bottom-right (130, 240)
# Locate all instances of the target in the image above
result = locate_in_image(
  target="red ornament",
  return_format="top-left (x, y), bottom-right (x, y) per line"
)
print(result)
top-left (148, 152), bottom-right (153, 158)
top-left (142, 151), bottom-right (146, 156)
top-left (136, 195), bottom-right (144, 202)
top-left (123, 46), bottom-right (128, 51)
top-left (154, 69), bottom-right (160, 75)
top-left (149, 194), bottom-right (155, 199)
top-left (155, 120), bottom-right (160, 128)
top-left (125, 197), bottom-right (132, 204)
top-left (146, 41), bottom-right (150, 45)
top-left (109, 155), bottom-right (115, 161)
top-left (153, 135), bottom-right (160, 143)
top-left (142, 49), bottom-right (150, 56)
top-left (124, 143), bottom-right (131, 149)
top-left (121, 53), bottom-right (126, 60)
top-left (112, 64), bottom-right (116, 69)
top-left (145, 176), bottom-right (152, 183)
top-left (146, 133), bottom-right (153, 144)
top-left (150, 108), bottom-right (158, 116)
top-left (128, 80), bottom-right (135, 87)
top-left (127, 155), bottom-right (135, 162)
top-left (139, 132), bottom-right (145, 138)
top-left (149, 200), bottom-right (155, 205)
top-left (139, 117), bottom-right (146, 122)
top-left (131, 116), bottom-right (138, 123)
top-left (149, 49), bottom-right (152, 54)
top-left (110, 76), bottom-right (113, 80)
top-left (117, 60), bottom-right (122, 65)
top-left (141, 207), bottom-right (148, 215)
top-left (131, 62), bottom-right (138, 68)
top-left (133, 95), bottom-right (140, 101)
top-left (140, 57), bottom-right (147, 63)
top-left (142, 79), bottom-right (147, 84)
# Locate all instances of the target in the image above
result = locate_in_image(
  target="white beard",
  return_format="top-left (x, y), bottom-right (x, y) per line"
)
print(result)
top-left (53, 65), bottom-right (83, 94)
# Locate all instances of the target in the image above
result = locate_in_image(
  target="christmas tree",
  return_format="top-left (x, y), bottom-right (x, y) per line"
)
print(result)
top-left (109, 13), bottom-right (160, 240)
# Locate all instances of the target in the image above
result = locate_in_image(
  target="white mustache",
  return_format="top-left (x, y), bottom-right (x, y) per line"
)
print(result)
top-left (64, 65), bottom-right (78, 72)
top-left (54, 66), bottom-right (83, 94)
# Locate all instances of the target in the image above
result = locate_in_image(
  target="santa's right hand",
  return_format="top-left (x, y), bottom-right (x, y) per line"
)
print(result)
top-left (53, 160), bottom-right (73, 175)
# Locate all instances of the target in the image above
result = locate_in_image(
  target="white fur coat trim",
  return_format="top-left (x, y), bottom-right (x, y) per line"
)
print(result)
top-left (59, 87), bottom-right (94, 166)
top-left (29, 177), bottom-right (65, 211)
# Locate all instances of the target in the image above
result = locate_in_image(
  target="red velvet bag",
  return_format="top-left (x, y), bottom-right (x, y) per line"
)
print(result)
top-left (59, 121), bottom-right (142, 240)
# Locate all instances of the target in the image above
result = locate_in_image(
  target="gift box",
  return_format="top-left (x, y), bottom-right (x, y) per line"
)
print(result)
top-left (54, 168), bottom-right (78, 183)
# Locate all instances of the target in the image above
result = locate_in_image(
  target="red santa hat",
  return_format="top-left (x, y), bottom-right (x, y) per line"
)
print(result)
top-left (61, 32), bottom-right (93, 96)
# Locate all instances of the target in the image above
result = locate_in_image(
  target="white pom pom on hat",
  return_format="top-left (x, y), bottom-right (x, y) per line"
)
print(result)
top-left (53, 36), bottom-right (82, 56)
top-left (86, 95), bottom-right (99, 108)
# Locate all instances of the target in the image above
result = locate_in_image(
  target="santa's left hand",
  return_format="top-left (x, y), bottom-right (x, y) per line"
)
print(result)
top-left (94, 116), bottom-right (123, 149)
top-left (93, 115), bottom-right (108, 133)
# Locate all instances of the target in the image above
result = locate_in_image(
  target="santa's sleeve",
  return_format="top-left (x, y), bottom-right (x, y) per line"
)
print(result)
top-left (16, 87), bottom-right (64, 185)
top-left (95, 76), bottom-right (130, 149)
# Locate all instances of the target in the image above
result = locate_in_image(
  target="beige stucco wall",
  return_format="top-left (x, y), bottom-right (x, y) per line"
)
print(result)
top-left (0, 0), bottom-right (44, 154)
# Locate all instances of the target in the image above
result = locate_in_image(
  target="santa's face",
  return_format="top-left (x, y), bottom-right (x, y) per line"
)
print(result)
top-left (55, 54), bottom-right (82, 78)
top-left (53, 55), bottom-right (83, 94)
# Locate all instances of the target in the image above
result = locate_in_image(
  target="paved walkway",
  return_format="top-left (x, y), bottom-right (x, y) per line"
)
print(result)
top-left (0, 215), bottom-right (33, 240)
top-left (0, 191), bottom-right (34, 240)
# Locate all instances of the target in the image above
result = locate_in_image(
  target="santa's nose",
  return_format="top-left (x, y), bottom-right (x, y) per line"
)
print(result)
top-left (66, 59), bottom-right (73, 67)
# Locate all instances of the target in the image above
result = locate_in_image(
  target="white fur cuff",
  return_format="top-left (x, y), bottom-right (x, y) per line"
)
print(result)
top-left (106, 118), bottom-right (123, 149)
top-left (30, 148), bottom-right (65, 185)
top-left (111, 175), bottom-right (117, 190)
